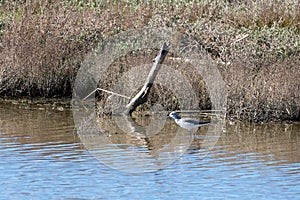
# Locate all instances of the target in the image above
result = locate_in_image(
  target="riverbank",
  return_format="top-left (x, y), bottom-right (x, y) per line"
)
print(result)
top-left (0, 0), bottom-right (299, 121)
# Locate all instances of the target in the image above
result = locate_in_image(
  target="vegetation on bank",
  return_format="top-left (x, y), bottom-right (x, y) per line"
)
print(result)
top-left (0, 0), bottom-right (299, 121)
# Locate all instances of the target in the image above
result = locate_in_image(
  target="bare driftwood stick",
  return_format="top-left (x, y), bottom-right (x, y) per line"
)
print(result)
top-left (82, 88), bottom-right (130, 101)
top-left (125, 42), bottom-right (169, 115)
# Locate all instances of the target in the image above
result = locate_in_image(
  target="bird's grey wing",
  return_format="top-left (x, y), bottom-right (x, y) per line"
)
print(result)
top-left (198, 121), bottom-right (210, 125)
top-left (184, 118), bottom-right (210, 125)
top-left (182, 118), bottom-right (201, 124)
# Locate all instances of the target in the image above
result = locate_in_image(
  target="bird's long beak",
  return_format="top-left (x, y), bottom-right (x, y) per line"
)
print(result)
top-left (166, 115), bottom-right (170, 119)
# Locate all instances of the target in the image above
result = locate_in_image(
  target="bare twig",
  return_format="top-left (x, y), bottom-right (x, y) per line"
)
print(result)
top-left (82, 88), bottom-right (130, 101)
top-left (231, 34), bottom-right (249, 45)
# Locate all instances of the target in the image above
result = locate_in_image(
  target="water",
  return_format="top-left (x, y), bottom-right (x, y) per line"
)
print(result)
top-left (0, 100), bottom-right (299, 199)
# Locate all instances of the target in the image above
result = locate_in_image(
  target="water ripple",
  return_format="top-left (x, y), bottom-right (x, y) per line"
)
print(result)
top-left (0, 102), bottom-right (299, 199)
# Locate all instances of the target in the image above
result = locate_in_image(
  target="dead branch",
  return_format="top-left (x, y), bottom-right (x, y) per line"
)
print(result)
top-left (125, 42), bottom-right (169, 115)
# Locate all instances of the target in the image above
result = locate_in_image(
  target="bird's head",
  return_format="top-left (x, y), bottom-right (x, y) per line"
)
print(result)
top-left (168, 111), bottom-right (181, 120)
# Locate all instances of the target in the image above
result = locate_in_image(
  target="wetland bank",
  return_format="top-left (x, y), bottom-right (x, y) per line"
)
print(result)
top-left (0, 0), bottom-right (299, 121)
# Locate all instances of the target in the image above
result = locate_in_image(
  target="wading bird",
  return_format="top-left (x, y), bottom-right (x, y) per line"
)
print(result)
top-left (167, 111), bottom-right (210, 131)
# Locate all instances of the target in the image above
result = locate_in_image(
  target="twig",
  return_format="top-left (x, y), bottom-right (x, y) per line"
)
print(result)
top-left (82, 88), bottom-right (130, 101)
top-left (231, 34), bottom-right (249, 45)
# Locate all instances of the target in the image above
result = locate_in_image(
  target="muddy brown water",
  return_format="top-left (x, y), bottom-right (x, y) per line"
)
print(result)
top-left (0, 100), bottom-right (299, 199)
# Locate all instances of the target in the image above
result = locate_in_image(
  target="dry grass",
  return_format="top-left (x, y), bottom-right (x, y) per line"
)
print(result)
top-left (0, 0), bottom-right (299, 121)
top-left (225, 59), bottom-right (300, 121)
top-left (0, 0), bottom-right (103, 96)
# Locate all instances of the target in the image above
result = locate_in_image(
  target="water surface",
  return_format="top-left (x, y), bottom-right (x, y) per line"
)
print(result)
top-left (0, 100), bottom-right (299, 199)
